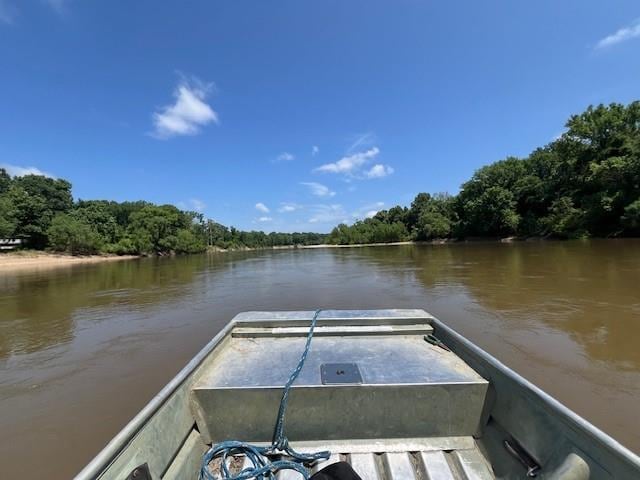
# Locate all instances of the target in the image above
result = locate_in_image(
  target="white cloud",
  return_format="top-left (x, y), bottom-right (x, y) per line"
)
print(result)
top-left (276, 152), bottom-right (295, 162)
top-left (257, 216), bottom-right (272, 222)
top-left (364, 164), bottom-right (394, 179)
top-left (0, 0), bottom-right (17, 24)
top-left (300, 182), bottom-right (336, 197)
top-left (596, 19), bottom-right (640, 49)
top-left (189, 198), bottom-right (206, 212)
top-left (308, 204), bottom-right (348, 224)
top-left (1, 163), bottom-right (55, 178)
top-left (352, 202), bottom-right (385, 220)
top-left (278, 202), bottom-right (301, 213)
top-left (255, 202), bottom-right (270, 213)
top-left (151, 76), bottom-right (218, 139)
top-left (315, 147), bottom-right (380, 175)
top-left (312, 145), bottom-right (319, 156)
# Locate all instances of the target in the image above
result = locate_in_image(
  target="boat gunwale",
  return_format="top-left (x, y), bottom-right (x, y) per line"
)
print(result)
top-left (431, 317), bottom-right (640, 471)
top-left (74, 320), bottom-right (235, 479)
top-left (74, 309), bottom-right (640, 479)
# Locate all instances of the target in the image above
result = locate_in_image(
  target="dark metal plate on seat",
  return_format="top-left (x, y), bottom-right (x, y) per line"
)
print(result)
top-left (321, 363), bottom-right (363, 385)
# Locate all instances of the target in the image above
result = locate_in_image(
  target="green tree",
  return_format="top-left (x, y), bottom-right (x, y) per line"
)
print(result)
top-left (416, 211), bottom-right (451, 239)
top-left (0, 195), bottom-right (17, 238)
top-left (406, 193), bottom-right (433, 231)
top-left (621, 199), bottom-right (640, 234)
top-left (72, 202), bottom-right (119, 244)
top-left (0, 168), bottom-right (11, 195)
top-left (456, 158), bottom-right (526, 236)
top-left (9, 175), bottom-right (73, 247)
top-left (541, 197), bottom-right (586, 238)
top-left (174, 229), bottom-right (206, 253)
top-left (127, 205), bottom-right (205, 254)
top-left (410, 193), bottom-right (456, 240)
top-left (47, 214), bottom-right (103, 254)
top-left (459, 186), bottom-right (520, 237)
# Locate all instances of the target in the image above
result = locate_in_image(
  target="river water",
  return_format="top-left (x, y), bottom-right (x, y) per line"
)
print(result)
top-left (1, 240), bottom-right (639, 478)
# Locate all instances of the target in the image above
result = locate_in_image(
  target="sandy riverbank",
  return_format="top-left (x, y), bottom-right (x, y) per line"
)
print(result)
top-left (0, 251), bottom-right (139, 273)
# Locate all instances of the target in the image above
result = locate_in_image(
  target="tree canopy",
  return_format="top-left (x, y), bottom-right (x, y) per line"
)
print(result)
top-left (329, 101), bottom-right (640, 243)
top-left (0, 172), bottom-right (326, 255)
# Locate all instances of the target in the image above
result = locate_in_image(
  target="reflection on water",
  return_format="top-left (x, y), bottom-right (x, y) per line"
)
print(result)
top-left (1, 240), bottom-right (639, 478)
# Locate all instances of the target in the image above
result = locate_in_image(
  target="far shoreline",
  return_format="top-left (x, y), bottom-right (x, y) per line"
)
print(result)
top-left (0, 251), bottom-right (139, 273)
top-left (2, 236), bottom-right (630, 272)
top-left (208, 236), bottom-right (554, 253)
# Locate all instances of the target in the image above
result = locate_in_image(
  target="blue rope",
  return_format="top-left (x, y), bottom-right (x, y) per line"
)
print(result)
top-left (199, 309), bottom-right (330, 479)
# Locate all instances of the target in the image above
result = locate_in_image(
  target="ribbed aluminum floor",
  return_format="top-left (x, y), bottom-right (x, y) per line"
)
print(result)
top-left (229, 438), bottom-right (495, 480)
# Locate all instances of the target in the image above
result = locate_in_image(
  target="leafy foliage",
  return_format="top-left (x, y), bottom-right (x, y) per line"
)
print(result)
top-left (328, 219), bottom-right (408, 244)
top-left (0, 170), bottom-right (326, 254)
top-left (47, 214), bottom-right (103, 255)
top-left (328, 101), bottom-right (640, 242)
top-left (621, 199), bottom-right (640, 234)
top-left (2, 174), bottom-right (74, 248)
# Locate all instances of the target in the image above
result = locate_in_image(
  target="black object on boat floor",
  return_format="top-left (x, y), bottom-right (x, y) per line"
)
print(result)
top-left (310, 461), bottom-right (362, 480)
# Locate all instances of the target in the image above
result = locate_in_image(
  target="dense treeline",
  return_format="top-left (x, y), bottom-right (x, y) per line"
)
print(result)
top-left (329, 102), bottom-right (640, 244)
top-left (203, 220), bottom-right (326, 250)
top-left (0, 174), bottom-right (326, 255)
top-left (2, 102), bottom-right (638, 253)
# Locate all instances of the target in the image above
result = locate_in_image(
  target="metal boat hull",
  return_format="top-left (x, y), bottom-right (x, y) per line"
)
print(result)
top-left (75, 310), bottom-right (640, 480)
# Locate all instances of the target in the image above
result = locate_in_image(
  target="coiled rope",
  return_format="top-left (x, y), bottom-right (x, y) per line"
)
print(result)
top-left (199, 309), bottom-right (330, 479)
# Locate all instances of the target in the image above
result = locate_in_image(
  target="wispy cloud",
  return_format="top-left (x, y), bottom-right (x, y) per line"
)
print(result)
top-left (0, 0), bottom-right (17, 24)
top-left (255, 202), bottom-right (270, 213)
top-left (595, 19), bottom-right (640, 49)
top-left (189, 198), bottom-right (206, 212)
top-left (364, 164), bottom-right (394, 179)
top-left (151, 76), bottom-right (218, 139)
top-left (44, 0), bottom-right (68, 15)
top-left (257, 216), bottom-right (272, 222)
top-left (304, 201), bottom-right (386, 226)
top-left (308, 204), bottom-right (348, 224)
top-left (313, 147), bottom-right (393, 180)
top-left (312, 145), bottom-right (319, 156)
top-left (300, 182), bottom-right (336, 197)
top-left (274, 152), bottom-right (295, 162)
top-left (347, 132), bottom-right (376, 153)
top-left (315, 147), bottom-right (380, 175)
top-left (352, 202), bottom-right (385, 220)
top-left (1, 163), bottom-right (55, 178)
top-left (278, 202), bottom-right (302, 213)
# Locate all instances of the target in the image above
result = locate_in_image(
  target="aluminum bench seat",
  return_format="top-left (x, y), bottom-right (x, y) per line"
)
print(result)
top-left (190, 319), bottom-right (488, 444)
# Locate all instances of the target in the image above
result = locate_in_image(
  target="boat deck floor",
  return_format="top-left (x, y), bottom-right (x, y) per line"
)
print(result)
top-left (215, 437), bottom-right (495, 480)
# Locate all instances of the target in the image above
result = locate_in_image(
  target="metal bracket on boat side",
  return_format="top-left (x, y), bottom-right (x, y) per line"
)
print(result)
top-left (321, 363), bottom-right (363, 385)
top-left (124, 463), bottom-right (151, 480)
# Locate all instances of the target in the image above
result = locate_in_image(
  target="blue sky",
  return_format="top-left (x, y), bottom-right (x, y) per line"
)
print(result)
top-left (1, 1), bottom-right (639, 232)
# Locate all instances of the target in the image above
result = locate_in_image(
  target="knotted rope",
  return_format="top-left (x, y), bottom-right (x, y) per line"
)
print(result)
top-left (199, 309), bottom-right (330, 479)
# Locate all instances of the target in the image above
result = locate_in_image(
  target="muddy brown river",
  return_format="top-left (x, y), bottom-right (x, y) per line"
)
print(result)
top-left (1, 240), bottom-right (639, 479)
